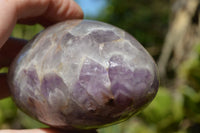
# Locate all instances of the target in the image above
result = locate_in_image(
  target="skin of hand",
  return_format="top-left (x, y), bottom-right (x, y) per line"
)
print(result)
top-left (0, 0), bottom-right (97, 133)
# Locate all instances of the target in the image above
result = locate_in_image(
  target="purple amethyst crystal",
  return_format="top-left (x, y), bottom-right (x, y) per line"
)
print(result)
top-left (8, 19), bottom-right (159, 130)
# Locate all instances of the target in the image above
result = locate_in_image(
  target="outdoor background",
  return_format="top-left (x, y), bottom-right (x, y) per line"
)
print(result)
top-left (0, 0), bottom-right (200, 133)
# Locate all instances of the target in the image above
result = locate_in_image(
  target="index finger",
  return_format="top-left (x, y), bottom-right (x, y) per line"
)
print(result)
top-left (0, 0), bottom-right (83, 48)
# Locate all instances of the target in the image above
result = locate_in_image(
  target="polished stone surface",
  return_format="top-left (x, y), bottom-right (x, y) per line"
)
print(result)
top-left (8, 19), bottom-right (159, 129)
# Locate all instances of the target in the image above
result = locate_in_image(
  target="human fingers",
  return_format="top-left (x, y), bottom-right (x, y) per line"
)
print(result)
top-left (0, 0), bottom-right (83, 48)
top-left (17, 0), bottom-right (84, 26)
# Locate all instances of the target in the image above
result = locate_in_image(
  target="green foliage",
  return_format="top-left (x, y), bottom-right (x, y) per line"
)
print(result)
top-left (0, 67), bottom-right (8, 73)
top-left (176, 44), bottom-right (200, 131)
top-left (141, 88), bottom-right (173, 123)
top-left (99, 0), bottom-right (169, 49)
top-left (184, 44), bottom-right (200, 91)
top-left (0, 98), bottom-right (47, 129)
top-left (98, 118), bottom-right (156, 133)
top-left (17, 110), bottom-right (47, 129)
top-left (0, 98), bottom-right (17, 128)
top-left (12, 24), bottom-right (43, 40)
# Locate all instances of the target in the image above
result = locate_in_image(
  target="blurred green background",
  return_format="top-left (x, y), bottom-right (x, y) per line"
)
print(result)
top-left (1, 0), bottom-right (200, 132)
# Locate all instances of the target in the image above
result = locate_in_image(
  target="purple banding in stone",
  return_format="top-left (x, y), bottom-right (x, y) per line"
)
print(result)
top-left (72, 82), bottom-right (98, 111)
top-left (62, 33), bottom-right (75, 44)
top-left (89, 30), bottom-right (120, 43)
top-left (73, 57), bottom-right (113, 106)
top-left (108, 55), bottom-right (153, 107)
top-left (8, 20), bottom-right (160, 129)
top-left (41, 73), bottom-right (67, 98)
top-left (24, 68), bottom-right (40, 89)
top-left (20, 68), bottom-right (40, 96)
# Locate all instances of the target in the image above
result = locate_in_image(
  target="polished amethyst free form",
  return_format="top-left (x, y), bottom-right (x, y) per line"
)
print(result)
top-left (8, 20), bottom-right (159, 129)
